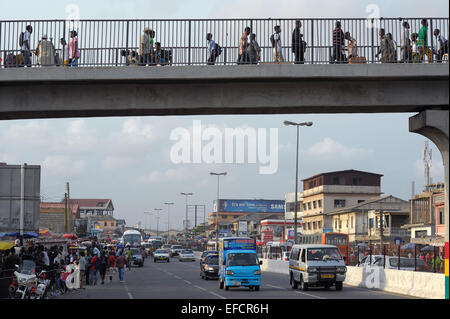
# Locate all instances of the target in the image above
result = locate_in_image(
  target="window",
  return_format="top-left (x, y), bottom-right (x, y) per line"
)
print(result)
top-left (313, 201), bottom-right (317, 209)
top-left (301, 249), bottom-right (306, 262)
top-left (309, 181), bottom-right (316, 189)
top-left (308, 223), bottom-right (312, 230)
top-left (439, 208), bottom-right (444, 225)
top-left (333, 177), bottom-right (340, 185)
top-left (369, 218), bottom-right (374, 229)
top-left (335, 219), bottom-right (338, 229)
top-left (291, 249), bottom-right (299, 261)
top-left (318, 200), bottom-right (322, 208)
top-left (352, 177), bottom-right (362, 185)
top-left (307, 202), bottom-right (311, 210)
top-left (334, 200), bottom-right (346, 208)
top-left (339, 221), bottom-right (342, 229)
top-left (104, 222), bottom-right (107, 226)
top-left (313, 222), bottom-right (317, 229)
top-left (303, 204), bottom-right (306, 211)
top-left (351, 216), bottom-right (354, 229)
top-left (318, 221), bottom-right (322, 229)
top-left (346, 220), bottom-right (348, 228)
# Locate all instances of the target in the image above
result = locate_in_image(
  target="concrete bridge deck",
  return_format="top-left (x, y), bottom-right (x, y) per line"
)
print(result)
top-left (0, 64), bottom-right (448, 120)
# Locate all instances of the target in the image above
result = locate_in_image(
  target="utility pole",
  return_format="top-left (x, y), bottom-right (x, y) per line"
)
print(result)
top-left (379, 210), bottom-right (384, 252)
top-left (164, 203), bottom-right (174, 243)
top-left (64, 192), bottom-right (68, 233)
top-left (66, 182), bottom-right (70, 233)
top-left (181, 193), bottom-right (193, 234)
top-left (210, 172), bottom-right (227, 249)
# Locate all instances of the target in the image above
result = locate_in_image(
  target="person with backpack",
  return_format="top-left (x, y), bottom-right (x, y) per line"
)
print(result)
top-left (238, 27), bottom-right (251, 65)
top-left (292, 20), bottom-right (306, 64)
top-left (89, 253), bottom-right (100, 285)
top-left (206, 33), bottom-right (216, 65)
top-left (271, 25), bottom-right (284, 63)
top-left (99, 251), bottom-right (107, 284)
top-left (248, 33), bottom-right (261, 65)
top-left (331, 21), bottom-right (345, 64)
top-left (20, 25), bottom-right (33, 67)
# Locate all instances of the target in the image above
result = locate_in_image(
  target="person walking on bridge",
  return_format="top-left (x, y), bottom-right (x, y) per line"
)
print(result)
top-left (292, 20), bottom-right (306, 64)
top-left (272, 25), bottom-right (284, 63)
top-left (36, 34), bottom-right (56, 66)
top-left (331, 21), bottom-right (345, 64)
top-left (206, 33), bottom-right (216, 65)
top-left (68, 30), bottom-right (80, 67)
top-left (400, 21), bottom-right (411, 63)
top-left (249, 33), bottom-right (261, 64)
top-left (238, 27), bottom-right (251, 64)
top-left (139, 27), bottom-right (154, 66)
top-left (20, 25), bottom-right (33, 67)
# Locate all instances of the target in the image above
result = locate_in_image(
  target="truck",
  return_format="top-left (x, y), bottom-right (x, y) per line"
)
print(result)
top-left (218, 237), bottom-right (262, 291)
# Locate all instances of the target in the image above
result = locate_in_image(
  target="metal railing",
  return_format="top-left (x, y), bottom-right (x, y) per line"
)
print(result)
top-left (0, 18), bottom-right (448, 67)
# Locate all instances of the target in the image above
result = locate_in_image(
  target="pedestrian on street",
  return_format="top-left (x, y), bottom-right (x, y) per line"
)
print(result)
top-left (78, 252), bottom-right (86, 288)
top-left (89, 253), bottom-right (100, 285)
top-left (115, 252), bottom-right (128, 283)
top-left (99, 251), bottom-right (107, 284)
top-left (107, 251), bottom-right (116, 282)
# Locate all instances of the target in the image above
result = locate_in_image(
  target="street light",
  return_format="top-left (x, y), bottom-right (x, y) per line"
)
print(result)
top-left (144, 212), bottom-right (153, 236)
top-left (180, 192), bottom-right (193, 233)
top-left (284, 120), bottom-right (313, 244)
top-left (154, 208), bottom-right (163, 237)
top-left (210, 172), bottom-right (227, 249)
top-left (164, 202), bottom-right (174, 243)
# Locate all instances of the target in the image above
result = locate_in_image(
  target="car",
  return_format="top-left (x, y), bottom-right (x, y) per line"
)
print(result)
top-left (200, 250), bottom-right (218, 264)
top-left (200, 254), bottom-right (219, 280)
top-left (358, 255), bottom-right (427, 271)
top-left (153, 249), bottom-right (170, 263)
top-left (170, 245), bottom-right (183, 257)
top-left (179, 249), bottom-right (196, 262)
top-left (289, 244), bottom-right (347, 291)
top-left (129, 248), bottom-right (144, 267)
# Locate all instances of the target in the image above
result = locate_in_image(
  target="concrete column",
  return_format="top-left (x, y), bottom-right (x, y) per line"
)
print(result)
top-left (410, 110), bottom-right (449, 299)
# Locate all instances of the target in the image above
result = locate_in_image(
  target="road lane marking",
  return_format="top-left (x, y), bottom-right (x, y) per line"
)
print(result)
top-left (127, 292), bottom-right (133, 299)
top-left (184, 280), bottom-right (192, 284)
top-left (193, 285), bottom-right (207, 291)
top-left (167, 272), bottom-right (174, 276)
top-left (267, 284), bottom-right (284, 289)
top-left (209, 291), bottom-right (227, 299)
top-left (174, 275), bottom-right (181, 279)
top-left (123, 284), bottom-right (134, 299)
top-left (295, 291), bottom-right (326, 299)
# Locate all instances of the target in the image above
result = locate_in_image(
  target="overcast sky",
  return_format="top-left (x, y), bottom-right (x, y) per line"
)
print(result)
top-left (0, 0), bottom-right (448, 230)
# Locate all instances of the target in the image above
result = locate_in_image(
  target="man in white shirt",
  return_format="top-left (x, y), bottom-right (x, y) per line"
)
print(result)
top-left (434, 29), bottom-right (448, 63)
top-left (206, 33), bottom-right (216, 65)
top-left (21, 25), bottom-right (33, 67)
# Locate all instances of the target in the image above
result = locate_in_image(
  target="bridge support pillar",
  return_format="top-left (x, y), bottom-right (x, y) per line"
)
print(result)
top-left (410, 110), bottom-right (449, 299)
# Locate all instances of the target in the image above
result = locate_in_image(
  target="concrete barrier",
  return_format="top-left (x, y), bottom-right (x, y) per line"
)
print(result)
top-left (260, 259), bottom-right (445, 299)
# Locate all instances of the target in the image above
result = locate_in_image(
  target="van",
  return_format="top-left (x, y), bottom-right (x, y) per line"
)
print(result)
top-left (289, 244), bottom-right (347, 291)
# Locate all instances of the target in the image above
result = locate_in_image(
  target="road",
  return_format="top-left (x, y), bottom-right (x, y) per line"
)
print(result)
top-left (57, 255), bottom-right (414, 300)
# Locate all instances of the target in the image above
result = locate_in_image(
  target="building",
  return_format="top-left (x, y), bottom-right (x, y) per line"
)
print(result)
top-left (260, 219), bottom-right (296, 242)
top-left (88, 215), bottom-right (118, 237)
top-left (208, 199), bottom-right (285, 237)
top-left (228, 214), bottom-right (285, 240)
top-left (301, 170), bottom-right (383, 235)
top-left (40, 202), bottom-right (79, 233)
top-left (325, 195), bottom-right (410, 243)
top-left (66, 199), bottom-right (114, 218)
top-left (403, 183), bottom-right (445, 245)
top-left (434, 191), bottom-right (446, 238)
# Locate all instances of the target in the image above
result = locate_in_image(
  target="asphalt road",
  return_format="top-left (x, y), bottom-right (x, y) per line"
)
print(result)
top-left (57, 255), bottom-right (414, 300)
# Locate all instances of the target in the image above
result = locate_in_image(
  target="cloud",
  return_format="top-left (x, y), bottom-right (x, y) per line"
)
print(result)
top-left (139, 167), bottom-right (192, 184)
top-left (64, 120), bottom-right (97, 152)
top-left (42, 156), bottom-right (87, 176)
top-left (306, 137), bottom-right (374, 157)
top-left (1, 121), bottom-right (50, 149)
top-left (107, 119), bottom-right (157, 156)
top-left (101, 156), bottom-right (139, 170)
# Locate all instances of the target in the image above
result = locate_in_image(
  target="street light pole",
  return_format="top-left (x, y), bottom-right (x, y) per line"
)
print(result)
top-left (210, 172), bottom-right (227, 249)
top-left (181, 192), bottom-right (193, 234)
top-left (154, 209), bottom-right (163, 237)
top-left (284, 120), bottom-right (313, 244)
top-left (164, 202), bottom-right (174, 243)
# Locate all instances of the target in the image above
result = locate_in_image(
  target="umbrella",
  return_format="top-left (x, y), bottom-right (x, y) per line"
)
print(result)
top-left (401, 243), bottom-right (416, 250)
top-left (0, 241), bottom-right (15, 250)
top-left (420, 245), bottom-right (436, 252)
top-left (39, 228), bottom-right (52, 237)
top-left (4, 232), bottom-right (38, 238)
top-left (256, 241), bottom-right (264, 246)
top-left (63, 234), bottom-right (78, 240)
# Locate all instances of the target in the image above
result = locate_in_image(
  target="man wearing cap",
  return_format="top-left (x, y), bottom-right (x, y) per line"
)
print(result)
top-left (139, 27), bottom-right (154, 66)
top-left (36, 34), bottom-right (56, 66)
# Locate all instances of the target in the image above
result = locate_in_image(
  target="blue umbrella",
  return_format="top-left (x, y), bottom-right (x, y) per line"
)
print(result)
top-left (401, 243), bottom-right (416, 250)
top-left (0, 233), bottom-right (5, 238)
top-left (4, 232), bottom-right (38, 238)
top-left (420, 246), bottom-right (436, 252)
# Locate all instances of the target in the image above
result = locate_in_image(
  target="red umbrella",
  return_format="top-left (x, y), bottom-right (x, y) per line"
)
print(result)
top-left (256, 241), bottom-right (264, 246)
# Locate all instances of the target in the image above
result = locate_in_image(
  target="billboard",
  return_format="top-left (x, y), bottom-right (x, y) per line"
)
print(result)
top-left (238, 220), bottom-right (248, 236)
top-left (214, 199), bottom-right (285, 213)
top-left (0, 164), bottom-right (41, 233)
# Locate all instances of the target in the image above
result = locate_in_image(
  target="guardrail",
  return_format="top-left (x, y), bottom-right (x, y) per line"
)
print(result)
top-left (1, 18), bottom-right (448, 67)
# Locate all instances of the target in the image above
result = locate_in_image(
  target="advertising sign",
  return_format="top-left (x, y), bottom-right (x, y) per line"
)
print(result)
top-left (0, 164), bottom-right (41, 232)
top-left (262, 228), bottom-right (274, 243)
top-left (288, 230), bottom-right (295, 239)
top-left (238, 220), bottom-right (248, 236)
top-left (214, 199), bottom-right (285, 213)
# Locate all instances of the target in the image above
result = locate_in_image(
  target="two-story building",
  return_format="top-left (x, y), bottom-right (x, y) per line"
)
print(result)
top-left (325, 195), bottom-right (410, 243)
top-left (67, 199), bottom-right (114, 218)
top-left (301, 170), bottom-right (383, 235)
